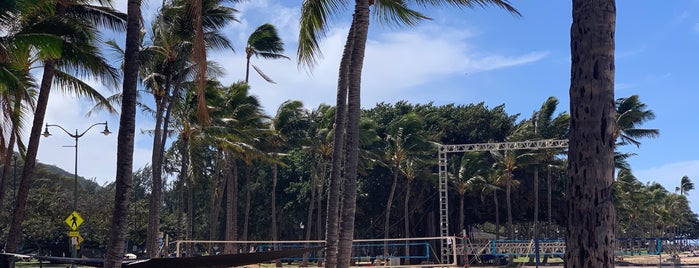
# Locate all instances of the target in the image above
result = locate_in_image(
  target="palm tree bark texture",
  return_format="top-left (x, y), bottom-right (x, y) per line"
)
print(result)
top-left (565, 0), bottom-right (616, 267)
top-left (104, 0), bottom-right (141, 267)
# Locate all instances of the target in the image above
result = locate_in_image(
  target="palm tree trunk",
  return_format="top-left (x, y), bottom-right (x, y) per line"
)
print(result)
top-left (5, 58), bottom-right (56, 252)
top-left (337, 3), bottom-right (370, 266)
top-left (302, 163), bottom-right (317, 266)
top-left (459, 193), bottom-right (465, 236)
top-left (224, 155), bottom-right (239, 254)
top-left (0, 131), bottom-right (16, 211)
top-left (494, 191), bottom-right (500, 240)
top-left (104, 1), bottom-right (140, 266)
top-left (272, 159), bottom-right (281, 267)
top-left (187, 167), bottom-right (194, 254)
top-left (324, 17), bottom-right (353, 268)
top-left (384, 166), bottom-right (399, 256)
top-left (506, 176), bottom-right (513, 240)
top-left (404, 180), bottom-right (412, 261)
top-left (547, 165), bottom-right (552, 237)
top-left (243, 163), bottom-right (252, 242)
top-left (533, 168), bottom-right (539, 263)
top-left (209, 149), bottom-right (224, 252)
top-left (192, 0), bottom-right (210, 125)
top-left (565, 0), bottom-right (616, 266)
top-left (146, 93), bottom-right (166, 258)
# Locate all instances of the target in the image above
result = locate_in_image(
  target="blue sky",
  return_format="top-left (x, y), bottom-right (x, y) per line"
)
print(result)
top-left (32, 1), bottom-right (699, 212)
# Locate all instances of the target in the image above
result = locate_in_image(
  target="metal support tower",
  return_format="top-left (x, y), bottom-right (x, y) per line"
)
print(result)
top-left (437, 139), bottom-right (568, 264)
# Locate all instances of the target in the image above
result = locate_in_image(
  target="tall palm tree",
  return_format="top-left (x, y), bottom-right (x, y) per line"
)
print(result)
top-left (141, 0), bottom-right (238, 257)
top-left (245, 23), bottom-right (290, 84)
top-left (298, 1), bottom-right (518, 266)
top-left (7, 0), bottom-right (124, 253)
top-left (566, 0), bottom-right (616, 266)
top-left (266, 100), bottom-right (308, 259)
top-left (104, 0), bottom-right (140, 267)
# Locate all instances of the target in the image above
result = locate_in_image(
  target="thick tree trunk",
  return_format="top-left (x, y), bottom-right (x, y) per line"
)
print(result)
top-left (565, 0), bottom-right (616, 267)
top-left (337, 2), bottom-right (369, 267)
top-left (104, 1), bottom-right (140, 266)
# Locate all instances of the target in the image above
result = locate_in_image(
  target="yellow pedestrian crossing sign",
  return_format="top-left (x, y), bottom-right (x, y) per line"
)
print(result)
top-left (64, 211), bottom-right (83, 230)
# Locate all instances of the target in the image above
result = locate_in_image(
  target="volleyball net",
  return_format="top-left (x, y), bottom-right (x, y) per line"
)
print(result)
top-left (172, 236), bottom-right (464, 267)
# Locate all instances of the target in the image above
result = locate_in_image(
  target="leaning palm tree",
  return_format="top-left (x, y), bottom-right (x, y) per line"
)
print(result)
top-left (245, 23), bottom-right (290, 84)
top-left (7, 0), bottom-right (124, 253)
top-left (566, 0), bottom-right (616, 266)
top-left (298, 2), bottom-right (519, 266)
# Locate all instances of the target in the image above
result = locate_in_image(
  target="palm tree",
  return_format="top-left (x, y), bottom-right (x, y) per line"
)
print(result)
top-left (7, 0), bottom-right (124, 253)
top-left (141, 0), bottom-right (238, 256)
top-left (514, 97), bottom-right (569, 237)
top-left (614, 95), bottom-right (659, 147)
top-left (677, 175), bottom-right (694, 196)
top-left (469, 171), bottom-right (505, 241)
top-left (301, 104), bottom-right (334, 266)
top-left (614, 95), bottom-right (659, 171)
top-left (245, 23), bottom-right (290, 84)
top-left (104, 0), bottom-right (140, 267)
top-left (266, 100), bottom-right (308, 259)
top-left (490, 150), bottom-right (521, 241)
top-left (0, 29), bottom-right (41, 210)
top-left (298, 1), bottom-right (519, 266)
top-left (454, 152), bottom-right (488, 234)
top-left (180, 0), bottom-right (240, 125)
top-left (565, 0), bottom-right (616, 266)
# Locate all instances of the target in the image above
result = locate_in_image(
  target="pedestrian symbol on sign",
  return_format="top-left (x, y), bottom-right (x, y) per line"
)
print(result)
top-left (64, 211), bottom-right (84, 231)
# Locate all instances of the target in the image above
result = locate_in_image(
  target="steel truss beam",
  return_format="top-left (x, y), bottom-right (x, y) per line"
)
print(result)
top-left (438, 139), bottom-right (568, 263)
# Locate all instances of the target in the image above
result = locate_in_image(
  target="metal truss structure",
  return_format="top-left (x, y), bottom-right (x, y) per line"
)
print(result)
top-left (437, 139), bottom-right (569, 263)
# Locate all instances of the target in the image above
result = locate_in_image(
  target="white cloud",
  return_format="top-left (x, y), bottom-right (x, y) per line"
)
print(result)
top-left (212, 18), bottom-right (546, 114)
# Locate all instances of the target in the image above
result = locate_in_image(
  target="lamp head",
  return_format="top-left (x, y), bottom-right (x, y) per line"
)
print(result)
top-left (101, 122), bottom-right (111, 136)
top-left (42, 125), bottom-right (51, 138)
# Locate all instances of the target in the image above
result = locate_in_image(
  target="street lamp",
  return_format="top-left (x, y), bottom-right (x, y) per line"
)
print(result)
top-left (42, 121), bottom-right (111, 261)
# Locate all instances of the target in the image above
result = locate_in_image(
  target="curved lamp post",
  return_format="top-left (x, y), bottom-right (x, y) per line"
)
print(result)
top-left (42, 121), bottom-right (111, 261)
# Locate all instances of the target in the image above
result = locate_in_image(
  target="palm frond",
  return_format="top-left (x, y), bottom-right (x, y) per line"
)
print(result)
top-left (374, 0), bottom-right (431, 27)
